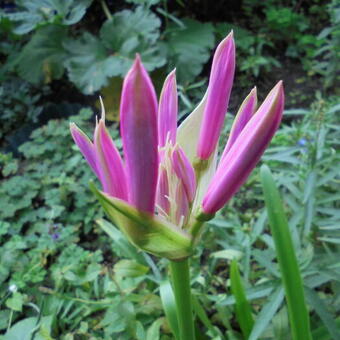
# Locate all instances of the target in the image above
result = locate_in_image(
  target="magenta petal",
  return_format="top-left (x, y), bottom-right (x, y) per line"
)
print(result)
top-left (220, 87), bottom-right (257, 162)
top-left (202, 81), bottom-right (284, 214)
top-left (156, 165), bottom-right (170, 215)
top-left (197, 32), bottom-right (236, 160)
top-left (95, 120), bottom-right (127, 200)
top-left (171, 146), bottom-right (196, 203)
top-left (175, 183), bottom-right (190, 226)
top-left (70, 123), bottom-right (100, 178)
top-left (158, 70), bottom-right (178, 147)
top-left (120, 55), bottom-right (158, 213)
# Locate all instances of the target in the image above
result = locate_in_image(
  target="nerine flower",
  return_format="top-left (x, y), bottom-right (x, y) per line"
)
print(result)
top-left (70, 32), bottom-right (284, 260)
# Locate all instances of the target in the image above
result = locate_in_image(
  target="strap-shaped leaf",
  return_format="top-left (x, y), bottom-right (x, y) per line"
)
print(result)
top-left (90, 182), bottom-right (193, 260)
top-left (159, 280), bottom-right (180, 340)
top-left (260, 165), bottom-right (312, 340)
top-left (230, 260), bottom-right (254, 339)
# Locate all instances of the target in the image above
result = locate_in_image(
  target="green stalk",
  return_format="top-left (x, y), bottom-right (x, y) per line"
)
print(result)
top-left (169, 258), bottom-right (195, 340)
top-left (260, 165), bottom-right (312, 340)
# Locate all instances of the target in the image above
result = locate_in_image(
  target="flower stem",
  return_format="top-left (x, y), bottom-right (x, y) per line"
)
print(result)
top-left (100, 0), bottom-right (112, 20)
top-left (169, 258), bottom-right (195, 340)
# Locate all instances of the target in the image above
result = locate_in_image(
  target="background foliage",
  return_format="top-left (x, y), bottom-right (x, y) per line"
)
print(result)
top-left (0, 0), bottom-right (339, 339)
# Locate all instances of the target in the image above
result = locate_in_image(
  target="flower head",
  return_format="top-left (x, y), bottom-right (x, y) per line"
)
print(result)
top-left (71, 33), bottom-right (284, 259)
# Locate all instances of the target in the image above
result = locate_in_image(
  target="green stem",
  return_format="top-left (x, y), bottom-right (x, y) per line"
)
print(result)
top-left (100, 0), bottom-right (112, 20)
top-left (170, 258), bottom-right (195, 340)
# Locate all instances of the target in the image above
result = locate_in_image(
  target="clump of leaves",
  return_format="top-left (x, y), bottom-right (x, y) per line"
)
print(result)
top-left (0, 78), bottom-right (45, 140)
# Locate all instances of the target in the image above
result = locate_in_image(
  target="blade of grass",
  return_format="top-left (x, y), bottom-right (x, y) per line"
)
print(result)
top-left (159, 280), bottom-right (180, 340)
top-left (260, 165), bottom-right (312, 340)
top-left (230, 260), bottom-right (254, 339)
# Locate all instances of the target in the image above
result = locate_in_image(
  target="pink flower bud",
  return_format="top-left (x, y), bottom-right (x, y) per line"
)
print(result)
top-left (220, 87), bottom-right (257, 162)
top-left (171, 145), bottom-right (196, 203)
top-left (120, 55), bottom-right (159, 213)
top-left (94, 119), bottom-right (127, 200)
top-left (202, 81), bottom-right (284, 214)
top-left (197, 32), bottom-right (235, 160)
top-left (158, 70), bottom-right (178, 147)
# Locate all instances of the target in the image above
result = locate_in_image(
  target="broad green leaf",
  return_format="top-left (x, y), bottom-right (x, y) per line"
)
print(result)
top-left (230, 260), bottom-right (254, 338)
top-left (4, 316), bottom-right (52, 340)
top-left (164, 19), bottom-right (215, 82)
top-left (100, 6), bottom-right (161, 49)
top-left (5, 292), bottom-right (23, 312)
top-left (99, 7), bottom-right (165, 71)
top-left (260, 165), bottom-right (312, 340)
top-left (146, 318), bottom-right (163, 340)
top-left (102, 301), bottom-right (135, 334)
top-left (211, 249), bottom-right (242, 260)
top-left (64, 33), bottom-right (125, 94)
top-left (16, 25), bottom-right (67, 84)
top-left (90, 183), bottom-right (193, 259)
top-left (159, 280), bottom-right (179, 340)
top-left (5, 0), bottom-right (93, 34)
top-left (114, 259), bottom-right (149, 278)
top-left (65, 7), bottom-right (165, 94)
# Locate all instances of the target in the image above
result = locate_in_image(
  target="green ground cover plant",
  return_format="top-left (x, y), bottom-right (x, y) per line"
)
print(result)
top-left (0, 96), bottom-right (339, 339)
top-left (0, 0), bottom-right (339, 339)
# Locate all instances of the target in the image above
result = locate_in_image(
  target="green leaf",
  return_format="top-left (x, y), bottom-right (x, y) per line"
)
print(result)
top-left (6, 0), bottom-right (93, 34)
top-left (159, 280), bottom-right (179, 339)
top-left (4, 316), bottom-right (52, 340)
top-left (260, 165), bottom-right (312, 340)
top-left (100, 6), bottom-right (161, 50)
top-left (5, 292), bottom-right (24, 312)
top-left (230, 260), bottom-right (254, 338)
top-left (96, 219), bottom-right (145, 262)
top-left (249, 286), bottom-right (284, 340)
top-left (99, 7), bottom-right (165, 71)
top-left (164, 19), bottom-right (215, 82)
top-left (211, 249), bottom-right (243, 260)
top-left (90, 183), bottom-right (193, 260)
top-left (146, 318), bottom-right (163, 340)
top-left (16, 25), bottom-right (67, 84)
top-left (312, 318), bottom-right (340, 340)
top-left (114, 259), bottom-right (149, 278)
top-left (192, 295), bottom-right (222, 338)
top-left (305, 288), bottom-right (340, 340)
top-left (64, 33), bottom-right (124, 94)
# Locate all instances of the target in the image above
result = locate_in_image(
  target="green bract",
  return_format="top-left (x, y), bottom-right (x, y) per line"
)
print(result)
top-left (90, 183), bottom-right (194, 260)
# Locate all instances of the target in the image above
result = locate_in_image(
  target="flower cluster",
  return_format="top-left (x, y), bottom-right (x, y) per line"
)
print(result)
top-left (71, 32), bottom-right (284, 259)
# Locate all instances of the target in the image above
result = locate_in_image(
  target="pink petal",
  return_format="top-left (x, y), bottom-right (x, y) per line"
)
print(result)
top-left (197, 32), bottom-right (235, 160)
top-left (175, 183), bottom-right (190, 226)
top-left (171, 145), bottom-right (196, 203)
top-left (220, 87), bottom-right (257, 162)
top-left (70, 123), bottom-right (100, 178)
top-left (94, 119), bottom-right (127, 200)
top-left (156, 165), bottom-right (170, 215)
top-left (158, 69), bottom-right (178, 147)
top-left (202, 81), bottom-right (284, 214)
top-left (120, 55), bottom-right (159, 213)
